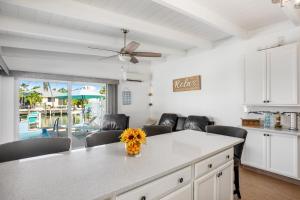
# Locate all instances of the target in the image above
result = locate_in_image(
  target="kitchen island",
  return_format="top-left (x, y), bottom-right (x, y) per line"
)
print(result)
top-left (0, 130), bottom-right (243, 200)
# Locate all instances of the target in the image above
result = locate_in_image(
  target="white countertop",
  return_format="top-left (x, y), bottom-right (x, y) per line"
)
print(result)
top-left (242, 126), bottom-right (300, 136)
top-left (0, 130), bottom-right (243, 200)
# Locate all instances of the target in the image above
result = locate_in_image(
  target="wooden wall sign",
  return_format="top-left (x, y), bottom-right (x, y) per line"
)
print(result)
top-left (173, 75), bottom-right (201, 92)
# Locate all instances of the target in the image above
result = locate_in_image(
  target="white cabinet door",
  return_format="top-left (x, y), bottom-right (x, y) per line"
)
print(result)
top-left (217, 163), bottom-right (234, 200)
top-left (267, 44), bottom-right (298, 105)
top-left (194, 171), bottom-right (217, 200)
top-left (241, 130), bottom-right (267, 169)
top-left (268, 133), bottom-right (298, 177)
top-left (160, 184), bottom-right (192, 200)
top-left (244, 51), bottom-right (267, 105)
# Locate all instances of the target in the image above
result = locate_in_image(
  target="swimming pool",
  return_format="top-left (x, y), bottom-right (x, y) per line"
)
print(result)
top-left (19, 121), bottom-right (50, 140)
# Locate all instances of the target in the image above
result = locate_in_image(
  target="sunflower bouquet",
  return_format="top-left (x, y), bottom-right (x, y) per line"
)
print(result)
top-left (120, 128), bottom-right (147, 156)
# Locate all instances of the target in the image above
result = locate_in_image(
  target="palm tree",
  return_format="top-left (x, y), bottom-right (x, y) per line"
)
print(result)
top-left (19, 83), bottom-right (29, 106)
top-left (26, 91), bottom-right (42, 109)
top-left (58, 88), bottom-right (68, 93)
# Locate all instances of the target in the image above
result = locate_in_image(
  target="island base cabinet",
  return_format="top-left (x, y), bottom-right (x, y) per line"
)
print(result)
top-left (194, 171), bottom-right (217, 200)
top-left (160, 184), bottom-right (192, 200)
top-left (217, 162), bottom-right (234, 200)
top-left (194, 161), bottom-right (233, 200)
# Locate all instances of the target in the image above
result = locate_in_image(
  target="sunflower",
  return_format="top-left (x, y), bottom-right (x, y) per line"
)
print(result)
top-left (120, 128), bottom-right (147, 145)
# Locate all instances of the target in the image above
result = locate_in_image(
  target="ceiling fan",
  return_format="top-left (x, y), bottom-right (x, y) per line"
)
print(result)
top-left (272, 0), bottom-right (300, 8)
top-left (89, 29), bottom-right (162, 64)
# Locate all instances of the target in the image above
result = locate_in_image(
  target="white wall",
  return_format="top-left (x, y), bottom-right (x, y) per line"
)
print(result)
top-left (0, 75), bottom-right (15, 143)
top-left (151, 22), bottom-right (300, 126)
top-left (0, 53), bottom-right (151, 143)
top-left (119, 81), bottom-right (150, 128)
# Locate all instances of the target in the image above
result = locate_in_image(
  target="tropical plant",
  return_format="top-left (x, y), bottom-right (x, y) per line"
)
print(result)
top-left (43, 82), bottom-right (50, 92)
top-left (72, 99), bottom-right (88, 107)
top-left (99, 86), bottom-right (106, 94)
top-left (21, 83), bottom-right (29, 89)
top-left (19, 83), bottom-right (29, 106)
top-left (32, 86), bottom-right (41, 90)
top-left (58, 88), bottom-right (68, 93)
top-left (26, 91), bottom-right (42, 109)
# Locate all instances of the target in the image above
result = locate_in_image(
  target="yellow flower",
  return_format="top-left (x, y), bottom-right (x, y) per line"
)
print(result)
top-left (120, 128), bottom-right (147, 145)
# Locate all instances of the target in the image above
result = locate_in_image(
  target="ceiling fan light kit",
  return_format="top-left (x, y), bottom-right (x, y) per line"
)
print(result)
top-left (89, 29), bottom-right (162, 64)
top-left (118, 54), bottom-right (132, 62)
top-left (272, 0), bottom-right (300, 8)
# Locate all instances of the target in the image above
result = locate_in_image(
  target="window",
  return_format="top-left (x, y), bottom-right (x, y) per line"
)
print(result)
top-left (18, 79), bottom-right (107, 149)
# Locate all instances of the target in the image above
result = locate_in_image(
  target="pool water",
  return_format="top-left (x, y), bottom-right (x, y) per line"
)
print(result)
top-left (19, 121), bottom-right (49, 140)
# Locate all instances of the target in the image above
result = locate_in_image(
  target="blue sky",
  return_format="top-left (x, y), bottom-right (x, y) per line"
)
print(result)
top-left (20, 80), bottom-right (105, 91)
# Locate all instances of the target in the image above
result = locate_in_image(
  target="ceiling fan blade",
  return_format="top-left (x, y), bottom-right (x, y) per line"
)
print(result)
top-left (130, 56), bottom-right (139, 64)
top-left (88, 47), bottom-right (120, 53)
top-left (124, 41), bottom-right (140, 53)
top-left (132, 52), bottom-right (162, 57)
top-left (271, 0), bottom-right (281, 3)
top-left (98, 55), bottom-right (118, 61)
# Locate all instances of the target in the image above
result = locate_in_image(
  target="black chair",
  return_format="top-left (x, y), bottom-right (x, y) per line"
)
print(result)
top-left (175, 117), bottom-right (187, 131)
top-left (0, 137), bottom-right (71, 163)
top-left (158, 113), bottom-right (178, 131)
top-left (85, 130), bottom-right (123, 147)
top-left (142, 125), bottom-right (172, 137)
top-left (183, 115), bottom-right (212, 131)
top-left (205, 125), bottom-right (247, 199)
top-left (102, 114), bottom-right (129, 131)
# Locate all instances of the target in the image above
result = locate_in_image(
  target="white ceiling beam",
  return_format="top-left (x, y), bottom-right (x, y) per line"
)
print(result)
top-left (0, 16), bottom-right (185, 56)
top-left (0, 0), bottom-right (212, 48)
top-left (0, 34), bottom-right (118, 58)
top-left (281, 1), bottom-right (300, 26)
top-left (0, 47), bottom-right (10, 75)
top-left (151, 0), bottom-right (247, 38)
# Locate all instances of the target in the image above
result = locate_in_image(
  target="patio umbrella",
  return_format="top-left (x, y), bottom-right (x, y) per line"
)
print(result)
top-left (56, 89), bottom-right (105, 100)
top-left (56, 88), bottom-right (106, 123)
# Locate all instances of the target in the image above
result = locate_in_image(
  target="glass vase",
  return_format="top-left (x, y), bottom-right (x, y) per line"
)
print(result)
top-left (125, 142), bottom-right (141, 156)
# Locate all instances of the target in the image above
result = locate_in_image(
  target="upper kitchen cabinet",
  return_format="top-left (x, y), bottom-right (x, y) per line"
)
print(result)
top-left (244, 51), bottom-right (267, 105)
top-left (244, 43), bottom-right (299, 106)
top-left (267, 44), bottom-right (298, 105)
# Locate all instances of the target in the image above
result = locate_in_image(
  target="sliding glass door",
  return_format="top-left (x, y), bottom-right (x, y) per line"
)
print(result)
top-left (70, 83), bottom-right (106, 148)
top-left (18, 80), bottom-right (69, 140)
top-left (18, 79), bottom-right (107, 149)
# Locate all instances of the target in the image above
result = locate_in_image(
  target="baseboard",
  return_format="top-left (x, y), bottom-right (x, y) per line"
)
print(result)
top-left (241, 165), bottom-right (300, 186)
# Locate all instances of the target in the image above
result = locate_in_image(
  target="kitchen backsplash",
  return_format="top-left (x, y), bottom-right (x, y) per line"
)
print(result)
top-left (243, 106), bottom-right (300, 129)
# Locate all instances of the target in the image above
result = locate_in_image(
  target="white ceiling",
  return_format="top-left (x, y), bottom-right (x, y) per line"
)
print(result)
top-left (0, 0), bottom-right (299, 66)
top-left (75, 0), bottom-right (230, 41)
top-left (196, 0), bottom-right (288, 30)
top-left (0, 1), bottom-right (198, 50)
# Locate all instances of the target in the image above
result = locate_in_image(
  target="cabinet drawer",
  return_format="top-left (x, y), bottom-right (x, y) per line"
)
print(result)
top-left (195, 148), bottom-right (233, 179)
top-left (116, 166), bottom-right (192, 200)
top-left (160, 184), bottom-right (192, 200)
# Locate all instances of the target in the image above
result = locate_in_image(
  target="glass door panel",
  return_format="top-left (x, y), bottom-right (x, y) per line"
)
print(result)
top-left (71, 83), bottom-right (106, 148)
top-left (18, 80), bottom-right (69, 140)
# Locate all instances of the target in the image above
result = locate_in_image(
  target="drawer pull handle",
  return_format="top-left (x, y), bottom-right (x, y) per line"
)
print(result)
top-left (140, 196), bottom-right (146, 200)
top-left (178, 177), bottom-right (184, 183)
top-left (208, 164), bottom-right (213, 168)
top-left (217, 172), bottom-right (223, 177)
top-left (226, 155), bottom-right (230, 159)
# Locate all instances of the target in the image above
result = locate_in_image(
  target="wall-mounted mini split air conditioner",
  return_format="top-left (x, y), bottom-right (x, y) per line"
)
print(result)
top-left (122, 71), bottom-right (149, 82)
